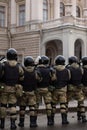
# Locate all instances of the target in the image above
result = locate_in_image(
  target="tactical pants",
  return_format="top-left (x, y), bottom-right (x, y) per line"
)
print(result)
top-left (36, 88), bottom-right (52, 116)
top-left (18, 91), bottom-right (37, 116)
top-left (68, 85), bottom-right (85, 117)
top-left (0, 86), bottom-right (17, 119)
top-left (82, 86), bottom-right (87, 99)
top-left (52, 86), bottom-right (67, 114)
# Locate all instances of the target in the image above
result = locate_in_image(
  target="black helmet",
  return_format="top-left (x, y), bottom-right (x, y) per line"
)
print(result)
top-left (55, 55), bottom-right (65, 65)
top-left (6, 48), bottom-right (17, 61)
top-left (39, 55), bottom-right (49, 65)
top-left (81, 56), bottom-right (87, 65)
top-left (24, 56), bottom-right (34, 67)
top-left (68, 56), bottom-right (78, 65)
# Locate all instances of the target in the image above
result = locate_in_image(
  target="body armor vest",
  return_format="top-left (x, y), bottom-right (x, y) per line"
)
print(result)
top-left (21, 69), bottom-right (37, 91)
top-left (3, 62), bottom-right (19, 86)
top-left (55, 68), bottom-right (69, 88)
top-left (69, 67), bottom-right (82, 86)
top-left (0, 63), bottom-right (3, 80)
top-left (37, 66), bottom-right (51, 88)
top-left (82, 67), bottom-right (87, 86)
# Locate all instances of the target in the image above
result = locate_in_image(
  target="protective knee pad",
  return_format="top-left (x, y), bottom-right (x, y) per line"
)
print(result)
top-left (9, 104), bottom-right (17, 119)
top-left (9, 103), bottom-right (16, 108)
top-left (19, 106), bottom-right (26, 115)
top-left (51, 102), bottom-right (56, 114)
top-left (46, 103), bottom-right (52, 116)
top-left (29, 105), bottom-right (36, 116)
top-left (60, 103), bottom-right (67, 113)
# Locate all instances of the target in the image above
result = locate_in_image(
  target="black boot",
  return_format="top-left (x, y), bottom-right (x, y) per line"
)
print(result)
top-left (61, 113), bottom-right (69, 125)
top-left (47, 116), bottom-right (54, 126)
top-left (10, 118), bottom-right (17, 130)
top-left (77, 111), bottom-right (81, 120)
top-left (82, 115), bottom-right (87, 123)
top-left (51, 114), bottom-right (54, 125)
top-left (0, 118), bottom-right (5, 129)
top-left (18, 117), bottom-right (24, 127)
top-left (30, 116), bottom-right (37, 128)
top-left (35, 116), bottom-right (38, 126)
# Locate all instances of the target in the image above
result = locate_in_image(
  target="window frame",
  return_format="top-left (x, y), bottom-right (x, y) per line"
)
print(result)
top-left (17, 1), bottom-right (25, 26)
top-left (60, 2), bottom-right (65, 17)
top-left (0, 2), bottom-right (7, 27)
top-left (76, 6), bottom-right (80, 18)
top-left (19, 4), bottom-right (25, 26)
top-left (43, 0), bottom-right (48, 22)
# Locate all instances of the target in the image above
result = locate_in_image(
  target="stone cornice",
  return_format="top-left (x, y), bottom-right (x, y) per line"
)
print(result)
top-left (15, 0), bottom-right (25, 3)
top-left (42, 24), bottom-right (87, 34)
top-left (0, 0), bottom-right (8, 3)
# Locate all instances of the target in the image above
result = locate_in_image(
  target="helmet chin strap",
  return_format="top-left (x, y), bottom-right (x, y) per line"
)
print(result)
top-left (8, 60), bottom-right (17, 66)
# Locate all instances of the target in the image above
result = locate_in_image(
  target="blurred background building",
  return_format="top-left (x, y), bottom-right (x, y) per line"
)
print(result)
top-left (0, 0), bottom-right (87, 63)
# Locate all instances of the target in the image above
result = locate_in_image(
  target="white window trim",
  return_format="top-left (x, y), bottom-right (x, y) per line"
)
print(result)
top-left (0, 2), bottom-right (7, 27)
top-left (43, 0), bottom-right (48, 21)
top-left (16, 1), bottom-right (25, 26)
top-left (15, 0), bottom-right (24, 3)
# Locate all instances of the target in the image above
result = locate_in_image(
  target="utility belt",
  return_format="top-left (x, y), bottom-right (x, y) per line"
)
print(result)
top-left (55, 86), bottom-right (67, 92)
top-left (55, 85), bottom-right (67, 89)
top-left (68, 84), bottom-right (83, 92)
top-left (22, 91), bottom-right (35, 96)
top-left (0, 84), bottom-right (23, 97)
top-left (36, 87), bottom-right (49, 93)
top-left (0, 85), bottom-right (15, 93)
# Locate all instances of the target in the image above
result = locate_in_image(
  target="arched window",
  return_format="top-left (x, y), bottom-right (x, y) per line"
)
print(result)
top-left (0, 6), bottom-right (5, 27)
top-left (60, 2), bottom-right (65, 17)
top-left (74, 39), bottom-right (82, 60)
top-left (43, 0), bottom-right (48, 21)
top-left (76, 6), bottom-right (80, 17)
top-left (19, 4), bottom-right (25, 26)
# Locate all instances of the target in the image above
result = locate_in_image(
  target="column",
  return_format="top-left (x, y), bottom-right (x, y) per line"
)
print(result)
top-left (31, 0), bottom-right (43, 22)
top-left (83, 0), bottom-right (87, 8)
top-left (63, 30), bottom-right (74, 63)
top-left (11, 0), bottom-right (16, 25)
top-left (71, 0), bottom-right (76, 17)
top-left (83, 0), bottom-right (87, 18)
top-left (10, 0), bottom-right (17, 33)
top-left (54, 0), bottom-right (60, 19)
top-left (65, 0), bottom-right (72, 16)
top-left (25, 0), bottom-right (30, 22)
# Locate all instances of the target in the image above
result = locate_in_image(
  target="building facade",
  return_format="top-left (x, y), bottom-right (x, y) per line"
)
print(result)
top-left (0, 0), bottom-right (87, 63)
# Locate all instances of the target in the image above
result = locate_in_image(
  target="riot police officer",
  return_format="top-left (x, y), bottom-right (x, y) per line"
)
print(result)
top-left (81, 56), bottom-right (87, 99)
top-left (18, 56), bottom-right (41, 128)
top-left (36, 55), bottom-right (56, 126)
top-left (0, 48), bottom-right (24, 129)
top-left (52, 55), bottom-right (70, 124)
top-left (0, 61), bottom-right (4, 128)
top-left (67, 56), bottom-right (87, 123)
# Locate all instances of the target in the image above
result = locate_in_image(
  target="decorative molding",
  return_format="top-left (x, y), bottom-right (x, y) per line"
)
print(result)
top-left (83, 8), bottom-right (87, 17)
top-left (15, 0), bottom-right (25, 3)
top-left (0, 0), bottom-right (8, 3)
top-left (65, 4), bottom-right (72, 16)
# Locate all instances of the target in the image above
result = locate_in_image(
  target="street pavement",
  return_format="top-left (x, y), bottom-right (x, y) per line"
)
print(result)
top-left (4, 112), bottom-right (87, 130)
top-left (3, 100), bottom-right (87, 130)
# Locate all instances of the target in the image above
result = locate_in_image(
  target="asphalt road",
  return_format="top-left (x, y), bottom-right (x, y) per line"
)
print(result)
top-left (4, 112), bottom-right (87, 130)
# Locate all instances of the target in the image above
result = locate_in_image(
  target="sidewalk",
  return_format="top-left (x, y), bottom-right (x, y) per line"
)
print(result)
top-left (39, 100), bottom-right (87, 113)
top-left (16, 99), bottom-right (87, 114)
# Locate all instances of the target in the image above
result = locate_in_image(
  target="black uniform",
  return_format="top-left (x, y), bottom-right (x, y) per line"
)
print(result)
top-left (0, 48), bottom-right (24, 130)
top-left (52, 55), bottom-right (70, 124)
top-left (36, 55), bottom-right (56, 126)
top-left (18, 56), bottom-right (40, 128)
top-left (67, 56), bottom-right (87, 123)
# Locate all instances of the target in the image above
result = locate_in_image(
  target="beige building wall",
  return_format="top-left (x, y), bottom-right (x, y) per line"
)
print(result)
top-left (0, 0), bottom-right (87, 63)
top-left (12, 31), bottom-right (40, 58)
